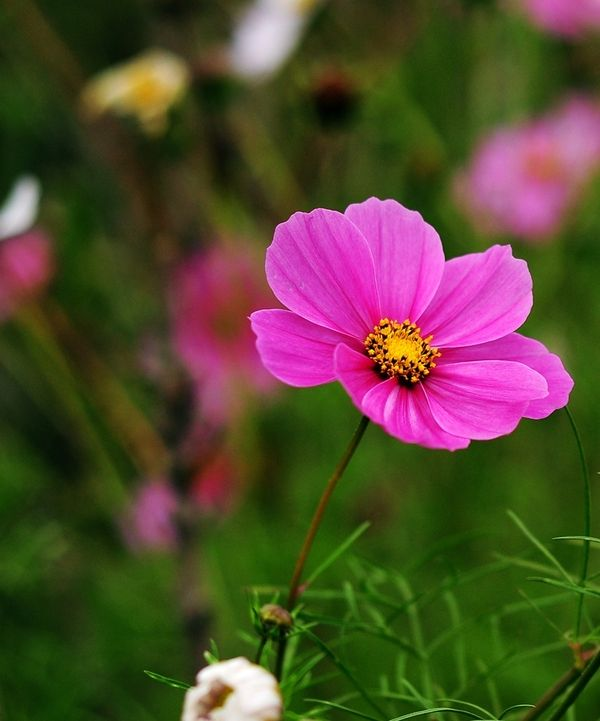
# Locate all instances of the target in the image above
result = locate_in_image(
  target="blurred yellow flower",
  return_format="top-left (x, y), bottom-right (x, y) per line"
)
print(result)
top-left (81, 48), bottom-right (190, 135)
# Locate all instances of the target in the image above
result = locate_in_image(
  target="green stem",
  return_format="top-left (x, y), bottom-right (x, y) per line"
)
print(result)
top-left (255, 635), bottom-right (268, 665)
top-left (275, 415), bottom-right (370, 680)
top-left (565, 406), bottom-right (591, 639)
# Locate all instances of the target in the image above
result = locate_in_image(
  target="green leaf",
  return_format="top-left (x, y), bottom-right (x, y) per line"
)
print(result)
top-left (498, 704), bottom-right (535, 719)
top-left (388, 707), bottom-right (484, 721)
top-left (305, 522), bottom-right (371, 587)
top-left (437, 697), bottom-right (496, 719)
top-left (303, 628), bottom-right (388, 720)
top-left (143, 670), bottom-right (191, 690)
top-left (507, 511), bottom-right (572, 583)
top-left (527, 576), bottom-right (600, 598)
top-left (306, 698), bottom-right (381, 721)
top-left (553, 535), bottom-right (600, 545)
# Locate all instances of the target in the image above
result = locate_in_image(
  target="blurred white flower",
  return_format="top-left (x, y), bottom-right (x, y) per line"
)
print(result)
top-left (0, 176), bottom-right (41, 241)
top-left (229, 0), bottom-right (322, 81)
top-left (182, 657), bottom-right (282, 721)
top-left (81, 48), bottom-right (190, 135)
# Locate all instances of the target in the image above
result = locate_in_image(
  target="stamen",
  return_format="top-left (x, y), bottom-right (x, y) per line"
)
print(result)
top-left (364, 318), bottom-right (441, 385)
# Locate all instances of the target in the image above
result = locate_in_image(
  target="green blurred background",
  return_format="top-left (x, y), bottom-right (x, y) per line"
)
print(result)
top-left (1, 1), bottom-right (599, 720)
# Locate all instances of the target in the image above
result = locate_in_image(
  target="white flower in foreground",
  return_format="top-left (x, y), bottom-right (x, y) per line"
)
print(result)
top-left (182, 657), bottom-right (282, 721)
top-left (81, 48), bottom-right (190, 135)
top-left (229, 0), bottom-right (322, 81)
top-left (0, 176), bottom-right (41, 241)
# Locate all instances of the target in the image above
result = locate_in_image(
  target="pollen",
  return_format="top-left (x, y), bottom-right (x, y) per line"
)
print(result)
top-left (364, 318), bottom-right (441, 385)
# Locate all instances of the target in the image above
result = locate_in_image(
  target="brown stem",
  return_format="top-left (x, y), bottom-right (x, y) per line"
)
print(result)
top-left (520, 647), bottom-right (599, 721)
top-left (274, 415), bottom-right (369, 681)
top-left (285, 414), bottom-right (370, 610)
top-left (547, 648), bottom-right (600, 721)
top-left (520, 667), bottom-right (582, 721)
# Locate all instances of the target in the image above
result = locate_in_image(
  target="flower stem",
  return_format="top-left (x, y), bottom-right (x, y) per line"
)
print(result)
top-left (274, 414), bottom-right (370, 680)
top-left (255, 636), bottom-right (268, 665)
top-left (565, 406), bottom-right (591, 639)
top-left (519, 666), bottom-right (582, 721)
top-left (547, 647), bottom-right (600, 721)
top-left (285, 414), bottom-right (370, 611)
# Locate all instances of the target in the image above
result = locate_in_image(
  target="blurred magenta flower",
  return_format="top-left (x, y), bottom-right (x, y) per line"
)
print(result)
top-left (190, 452), bottom-right (237, 516)
top-left (455, 97), bottom-right (600, 241)
top-left (170, 246), bottom-right (277, 424)
top-left (251, 198), bottom-right (573, 450)
top-left (122, 479), bottom-right (178, 552)
top-left (519, 0), bottom-right (600, 37)
top-left (0, 176), bottom-right (53, 321)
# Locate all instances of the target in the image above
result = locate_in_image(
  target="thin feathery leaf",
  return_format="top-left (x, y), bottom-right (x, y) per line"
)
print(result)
top-left (494, 553), bottom-right (564, 577)
top-left (388, 707), bottom-right (484, 721)
top-left (498, 704), bottom-right (535, 718)
top-left (527, 576), bottom-right (600, 598)
top-left (507, 511), bottom-right (572, 583)
top-left (305, 522), bottom-right (371, 587)
top-left (553, 535), bottom-right (600, 545)
top-left (303, 628), bottom-right (388, 720)
top-left (437, 697), bottom-right (496, 718)
top-left (513, 589), bottom-right (567, 636)
top-left (143, 670), bottom-right (191, 690)
top-left (404, 529), bottom-right (490, 573)
top-left (305, 699), bottom-right (381, 721)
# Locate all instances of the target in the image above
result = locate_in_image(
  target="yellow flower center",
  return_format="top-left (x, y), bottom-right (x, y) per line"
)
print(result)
top-left (364, 318), bottom-right (441, 385)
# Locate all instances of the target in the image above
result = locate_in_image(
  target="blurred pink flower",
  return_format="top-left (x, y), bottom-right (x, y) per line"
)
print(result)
top-left (0, 177), bottom-right (53, 320)
top-left (455, 96), bottom-right (600, 241)
top-left (170, 246), bottom-right (277, 424)
top-left (251, 198), bottom-right (573, 450)
top-left (122, 479), bottom-right (178, 552)
top-left (519, 0), bottom-right (600, 37)
top-left (190, 452), bottom-right (238, 516)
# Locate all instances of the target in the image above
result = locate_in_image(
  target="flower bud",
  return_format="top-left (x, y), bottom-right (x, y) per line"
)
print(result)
top-left (259, 604), bottom-right (293, 631)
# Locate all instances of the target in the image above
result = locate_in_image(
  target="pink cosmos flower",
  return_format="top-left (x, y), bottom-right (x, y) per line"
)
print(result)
top-left (250, 198), bottom-right (573, 450)
top-left (455, 97), bottom-right (600, 241)
top-left (0, 176), bottom-right (53, 320)
top-left (519, 0), bottom-right (600, 38)
top-left (170, 246), bottom-right (277, 424)
top-left (122, 478), bottom-right (178, 552)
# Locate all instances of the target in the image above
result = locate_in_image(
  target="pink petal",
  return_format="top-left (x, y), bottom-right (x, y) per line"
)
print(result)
top-left (251, 309), bottom-right (360, 387)
top-left (334, 344), bottom-right (470, 450)
top-left (418, 245), bottom-right (532, 347)
top-left (266, 208), bottom-right (380, 338)
top-left (333, 343), bottom-right (382, 407)
top-left (439, 333), bottom-right (573, 419)
top-left (344, 198), bottom-right (445, 321)
top-left (363, 382), bottom-right (471, 450)
top-left (424, 360), bottom-right (548, 440)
